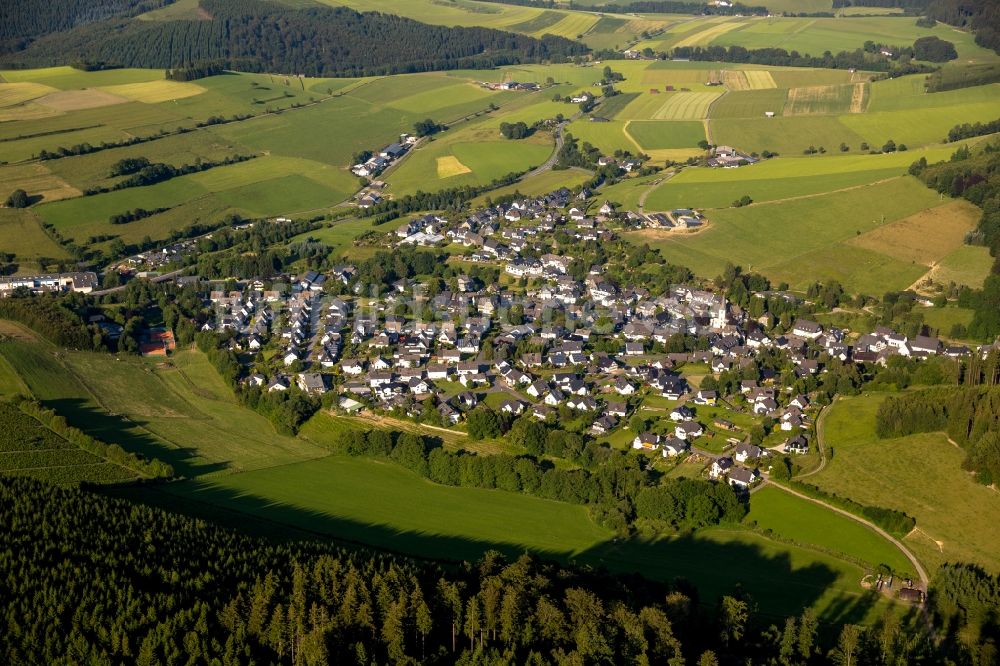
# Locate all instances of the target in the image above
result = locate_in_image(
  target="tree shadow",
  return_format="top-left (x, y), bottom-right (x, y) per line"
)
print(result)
top-left (45, 398), bottom-right (227, 478)
top-left (109, 479), bottom-right (883, 624)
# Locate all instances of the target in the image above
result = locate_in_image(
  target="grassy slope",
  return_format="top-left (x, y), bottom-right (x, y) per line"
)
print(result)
top-left (627, 177), bottom-right (947, 293)
top-left (811, 393), bottom-right (1000, 574)
top-left (746, 485), bottom-right (913, 574)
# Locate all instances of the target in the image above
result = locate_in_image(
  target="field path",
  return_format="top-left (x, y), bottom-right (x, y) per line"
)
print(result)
top-left (796, 396), bottom-right (836, 479)
top-left (703, 90), bottom-right (727, 145)
top-left (768, 482), bottom-right (929, 590)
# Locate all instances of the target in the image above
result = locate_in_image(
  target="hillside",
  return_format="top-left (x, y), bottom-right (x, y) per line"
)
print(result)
top-left (0, 0), bottom-right (176, 53)
top-left (2, 0), bottom-right (587, 76)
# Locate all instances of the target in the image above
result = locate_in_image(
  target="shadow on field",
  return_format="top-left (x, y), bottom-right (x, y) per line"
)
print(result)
top-left (45, 398), bottom-right (226, 478)
top-left (106, 478), bottom-right (884, 625)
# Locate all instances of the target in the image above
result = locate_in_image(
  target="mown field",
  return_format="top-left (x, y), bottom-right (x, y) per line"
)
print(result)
top-left (811, 393), bottom-right (1000, 574)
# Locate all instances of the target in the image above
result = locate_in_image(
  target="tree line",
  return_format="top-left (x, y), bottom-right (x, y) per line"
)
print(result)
top-left (334, 423), bottom-right (746, 535)
top-left (11, 398), bottom-right (174, 479)
top-left (668, 44), bottom-right (936, 75)
top-left (875, 386), bottom-right (1000, 485)
top-left (90, 154), bottom-right (256, 196)
top-left (4, 0), bottom-right (588, 76)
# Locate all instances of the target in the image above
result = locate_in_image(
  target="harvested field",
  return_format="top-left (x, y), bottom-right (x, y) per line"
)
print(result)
top-left (0, 82), bottom-right (60, 106)
top-left (744, 70), bottom-right (778, 89)
top-left (651, 91), bottom-right (722, 120)
top-left (785, 84), bottom-right (860, 115)
top-left (436, 155), bottom-right (472, 178)
top-left (722, 71), bottom-right (750, 91)
top-left (846, 199), bottom-right (980, 266)
top-left (0, 163), bottom-right (80, 204)
top-left (848, 82), bottom-right (868, 113)
top-left (36, 89), bottom-right (129, 111)
top-left (98, 80), bottom-right (206, 104)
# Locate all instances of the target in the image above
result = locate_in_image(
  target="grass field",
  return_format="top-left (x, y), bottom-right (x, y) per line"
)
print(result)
top-left (0, 342), bottom-right (326, 478)
top-left (125, 452), bottom-right (895, 622)
top-left (746, 485), bottom-right (913, 574)
top-left (626, 120), bottom-right (705, 149)
top-left (932, 245), bottom-right (996, 289)
top-left (629, 177), bottom-right (948, 293)
top-left (0, 208), bottom-right (69, 264)
top-left (811, 393), bottom-right (1000, 573)
top-left (710, 88), bottom-right (788, 119)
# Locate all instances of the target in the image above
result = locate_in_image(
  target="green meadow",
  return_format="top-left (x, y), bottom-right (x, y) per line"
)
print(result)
top-left (627, 177), bottom-right (955, 294)
top-left (746, 485), bottom-right (913, 575)
top-left (812, 394), bottom-right (1000, 574)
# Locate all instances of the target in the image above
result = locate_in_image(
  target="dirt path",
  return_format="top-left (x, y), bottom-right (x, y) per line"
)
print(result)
top-left (849, 82), bottom-right (867, 114)
top-left (796, 396), bottom-right (837, 479)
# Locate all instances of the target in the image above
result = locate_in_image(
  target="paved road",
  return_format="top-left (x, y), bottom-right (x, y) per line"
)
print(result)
top-left (523, 122), bottom-right (568, 180)
top-left (89, 268), bottom-right (187, 296)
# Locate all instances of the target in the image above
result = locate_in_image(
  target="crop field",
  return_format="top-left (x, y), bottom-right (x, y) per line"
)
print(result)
top-left (746, 485), bottom-right (913, 574)
top-left (626, 120), bottom-right (705, 149)
top-left (770, 68), bottom-right (861, 88)
top-left (97, 80), bottom-right (206, 104)
top-left (629, 177), bottom-right (946, 293)
top-left (673, 18), bottom-right (748, 48)
top-left (536, 12), bottom-right (597, 39)
top-left (0, 66), bottom-right (163, 90)
top-left (840, 100), bottom-right (1000, 148)
top-left (846, 199), bottom-right (981, 267)
top-left (649, 91), bottom-right (723, 120)
top-left (785, 83), bottom-right (867, 116)
top-left (0, 402), bottom-right (137, 486)
top-left (35, 89), bottom-right (130, 111)
top-left (436, 155), bottom-right (472, 178)
top-left (318, 0), bottom-right (541, 31)
top-left (811, 394), bottom-right (1000, 573)
top-left (508, 10), bottom-right (563, 33)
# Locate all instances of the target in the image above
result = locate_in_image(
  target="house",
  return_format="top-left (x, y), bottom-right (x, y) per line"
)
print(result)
top-left (675, 421), bottom-right (704, 441)
top-left (614, 377), bottom-right (637, 395)
top-left (297, 373), bottom-right (327, 395)
top-left (734, 442), bottom-right (764, 463)
top-left (710, 456), bottom-right (733, 478)
top-left (498, 399), bottom-right (525, 415)
top-left (342, 359), bottom-right (366, 375)
top-left (693, 390), bottom-right (717, 406)
top-left (669, 405), bottom-right (694, 422)
top-left (267, 377), bottom-right (290, 392)
top-left (792, 319), bottom-right (823, 340)
top-left (728, 466), bottom-right (760, 489)
top-left (661, 437), bottom-right (688, 457)
top-left (785, 435), bottom-right (809, 454)
top-left (632, 432), bottom-right (660, 451)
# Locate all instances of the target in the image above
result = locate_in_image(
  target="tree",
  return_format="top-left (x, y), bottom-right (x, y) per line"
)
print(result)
top-left (913, 35), bottom-right (957, 62)
top-left (5, 189), bottom-right (29, 208)
top-left (466, 407), bottom-right (502, 440)
top-left (831, 624), bottom-right (861, 666)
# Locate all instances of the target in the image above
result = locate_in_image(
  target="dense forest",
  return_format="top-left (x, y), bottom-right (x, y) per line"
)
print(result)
top-left (875, 385), bottom-right (1000, 484)
top-left (2, 0), bottom-right (587, 76)
top-left (926, 0), bottom-right (1000, 54)
top-left (4, 474), bottom-right (998, 665)
top-left (0, 0), bottom-right (174, 53)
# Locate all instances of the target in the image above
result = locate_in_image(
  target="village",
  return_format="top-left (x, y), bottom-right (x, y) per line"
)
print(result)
top-left (153, 185), bottom-right (984, 494)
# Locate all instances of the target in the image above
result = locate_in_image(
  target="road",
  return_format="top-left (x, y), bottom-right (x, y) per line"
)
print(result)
top-left (522, 121), bottom-right (567, 180)
top-left (89, 268), bottom-right (187, 296)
